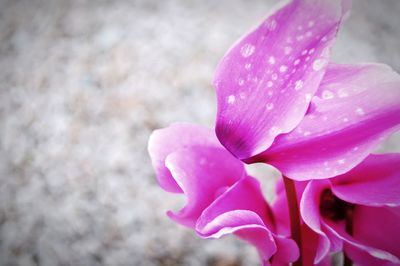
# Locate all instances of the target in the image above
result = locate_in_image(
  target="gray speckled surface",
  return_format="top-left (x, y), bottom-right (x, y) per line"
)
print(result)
top-left (0, 0), bottom-right (399, 265)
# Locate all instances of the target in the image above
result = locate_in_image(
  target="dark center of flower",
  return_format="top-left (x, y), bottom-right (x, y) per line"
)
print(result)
top-left (319, 189), bottom-right (353, 221)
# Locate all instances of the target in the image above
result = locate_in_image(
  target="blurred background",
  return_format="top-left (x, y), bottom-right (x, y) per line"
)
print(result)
top-left (0, 0), bottom-right (399, 265)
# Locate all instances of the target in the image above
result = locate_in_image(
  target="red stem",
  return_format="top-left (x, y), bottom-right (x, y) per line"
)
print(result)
top-left (283, 176), bottom-right (303, 266)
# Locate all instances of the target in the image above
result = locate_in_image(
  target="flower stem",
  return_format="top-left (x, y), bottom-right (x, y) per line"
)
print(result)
top-left (344, 208), bottom-right (354, 266)
top-left (283, 175), bottom-right (302, 266)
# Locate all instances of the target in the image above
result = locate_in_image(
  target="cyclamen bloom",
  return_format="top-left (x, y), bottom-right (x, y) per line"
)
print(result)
top-left (300, 154), bottom-right (400, 265)
top-left (214, 0), bottom-right (400, 180)
top-left (148, 0), bottom-right (400, 265)
top-left (148, 124), bottom-right (298, 265)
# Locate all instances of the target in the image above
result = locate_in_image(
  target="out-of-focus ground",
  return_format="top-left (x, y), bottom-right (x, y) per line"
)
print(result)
top-left (0, 0), bottom-right (399, 265)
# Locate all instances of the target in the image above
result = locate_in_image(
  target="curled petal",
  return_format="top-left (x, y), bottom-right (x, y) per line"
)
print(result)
top-left (300, 180), bottom-right (333, 264)
top-left (301, 224), bottom-right (332, 266)
top-left (260, 63), bottom-right (400, 180)
top-left (332, 153), bottom-right (400, 207)
top-left (214, 0), bottom-right (348, 160)
top-left (198, 210), bottom-right (277, 264)
top-left (148, 123), bottom-right (220, 192)
top-left (197, 176), bottom-right (298, 264)
top-left (165, 146), bottom-right (245, 227)
top-left (324, 206), bottom-right (400, 265)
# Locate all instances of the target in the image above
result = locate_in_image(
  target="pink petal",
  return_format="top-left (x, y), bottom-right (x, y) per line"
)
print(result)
top-left (165, 146), bottom-right (245, 227)
top-left (299, 180), bottom-right (333, 264)
top-left (323, 206), bottom-right (400, 265)
top-left (196, 176), bottom-right (274, 230)
top-left (260, 63), bottom-right (400, 180)
top-left (331, 153), bottom-right (400, 207)
top-left (197, 210), bottom-right (277, 265)
top-left (196, 176), bottom-right (299, 264)
top-left (214, 0), bottom-right (348, 160)
top-left (148, 123), bottom-right (220, 192)
top-left (272, 236), bottom-right (300, 265)
top-left (301, 224), bottom-right (332, 266)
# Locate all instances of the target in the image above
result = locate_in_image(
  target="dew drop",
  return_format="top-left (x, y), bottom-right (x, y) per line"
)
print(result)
top-left (284, 46), bottom-right (292, 55)
top-left (279, 65), bottom-right (288, 73)
top-left (322, 90), bottom-right (334, 99)
top-left (356, 107), bottom-right (365, 115)
top-left (267, 81), bottom-right (273, 88)
top-left (266, 103), bottom-right (274, 110)
top-left (269, 126), bottom-right (281, 135)
top-left (268, 56), bottom-right (276, 65)
top-left (337, 159), bottom-right (345, 164)
top-left (241, 43), bottom-right (255, 58)
top-left (338, 89), bottom-right (349, 98)
top-left (227, 95), bottom-right (236, 104)
top-left (294, 80), bottom-right (303, 90)
top-left (266, 19), bottom-right (277, 31)
top-left (313, 59), bottom-right (327, 71)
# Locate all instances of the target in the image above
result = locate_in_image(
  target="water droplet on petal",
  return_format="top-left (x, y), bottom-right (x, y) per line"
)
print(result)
top-left (227, 95), bottom-right (236, 104)
top-left (356, 107), bottom-right (365, 115)
top-left (322, 90), bottom-right (334, 99)
top-left (313, 59), bottom-right (327, 71)
top-left (266, 103), bottom-right (274, 110)
top-left (284, 46), bottom-right (292, 55)
top-left (241, 43), bottom-right (255, 58)
top-left (269, 126), bottom-right (281, 135)
top-left (338, 88), bottom-right (349, 98)
top-left (293, 80), bottom-right (302, 90)
top-left (268, 56), bottom-right (276, 65)
top-left (279, 65), bottom-right (288, 73)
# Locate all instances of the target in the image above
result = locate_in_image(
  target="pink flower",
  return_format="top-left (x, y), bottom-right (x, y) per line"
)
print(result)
top-left (147, 0), bottom-right (400, 265)
top-left (214, 0), bottom-right (400, 180)
top-left (299, 154), bottom-right (400, 265)
top-left (148, 123), bottom-right (299, 265)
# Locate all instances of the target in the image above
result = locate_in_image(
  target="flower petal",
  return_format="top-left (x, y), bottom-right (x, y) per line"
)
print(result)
top-left (331, 153), bottom-right (400, 207)
top-left (300, 180), bottom-right (332, 264)
top-left (324, 206), bottom-right (400, 265)
top-left (301, 224), bottom-right (332, 266)
top-left (196, 176), bottom-right (274, 230)
top-left (196, 176), bottom-right (299, 264)
top-left (198, 210), bottom-right (277, 265)
top-left (260, 63), bottom-right (400, 180)
top-left (148, 123), bottom-right (220, 192)
top-left (214, 0), bottom-right (348, 160)
top-left (165, 146), bottom-right (245, 227)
